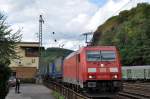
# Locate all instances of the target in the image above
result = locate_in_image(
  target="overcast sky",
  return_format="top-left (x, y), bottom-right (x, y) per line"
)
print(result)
top-left (0, 0), bottom-right (149, 50)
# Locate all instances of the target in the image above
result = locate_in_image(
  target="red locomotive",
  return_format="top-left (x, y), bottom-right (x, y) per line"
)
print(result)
top-left (63, 46), bottom-right (122, 97)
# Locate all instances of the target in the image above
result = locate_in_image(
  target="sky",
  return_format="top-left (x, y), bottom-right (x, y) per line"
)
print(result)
top-left (0, 0), bottom-right (150, 50)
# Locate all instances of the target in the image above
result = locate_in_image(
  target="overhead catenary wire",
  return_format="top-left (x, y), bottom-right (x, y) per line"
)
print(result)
top-left (112, 0), bottom-right (150, 17)
top-left (49, 32), bottom-right (85, 50)
top-left (112, 0), bottom-right (133, 16)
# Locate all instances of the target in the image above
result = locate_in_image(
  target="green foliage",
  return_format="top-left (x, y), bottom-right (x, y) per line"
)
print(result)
top-left (0, 64), bottom-right (11, 84)
top-left (92, 3), bottom-right (150, 65)
top-left (0, 64), bottom-right (11, 99)
top-left (0, 13), bottom-right (22, 64)
top-left (41, 47), bottom-right (73, 64)
top-left (0, 12), bottom-right (21, 99)
top-left (52, 91), bottom-right (65, 99)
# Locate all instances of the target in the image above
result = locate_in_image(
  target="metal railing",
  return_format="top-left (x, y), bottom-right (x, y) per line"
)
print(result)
top-left (44, 79), bottom-right (91, 99)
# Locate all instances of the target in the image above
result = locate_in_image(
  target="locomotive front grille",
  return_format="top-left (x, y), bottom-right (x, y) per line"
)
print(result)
top-left (85, 80), bottom-right (122, 93)
top-left (88, 82), bottom-right (96, 87)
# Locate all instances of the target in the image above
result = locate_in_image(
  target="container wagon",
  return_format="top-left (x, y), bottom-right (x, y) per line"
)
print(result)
top-left (122, 66), bottom-right (150, 81)
top-left (49, 57), bottom-right (64, 79)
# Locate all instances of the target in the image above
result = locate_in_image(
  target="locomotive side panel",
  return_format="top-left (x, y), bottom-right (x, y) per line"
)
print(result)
top-left (78, 48), bottom-right (87, 87)
top-left (63, 52), bottom-right (78, 85)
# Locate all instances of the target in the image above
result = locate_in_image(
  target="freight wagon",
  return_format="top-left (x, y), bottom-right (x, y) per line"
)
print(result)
top-left (122, 66), bottom-right (150, 81)
top-left (48, 57), bottom-right (64, 79)
top-left (41, 57), bottom-right (64, 80)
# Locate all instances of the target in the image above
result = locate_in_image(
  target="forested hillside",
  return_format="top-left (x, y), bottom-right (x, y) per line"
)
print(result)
top-left (92, 3), bottom-right (150, 65)
top-left (41, 47), bottom-right (73, 64)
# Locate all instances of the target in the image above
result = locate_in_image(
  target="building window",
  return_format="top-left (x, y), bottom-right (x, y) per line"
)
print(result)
top-left (12, 72), bottom-right (16, 76)
top-left (32, 59), bottom-right (36, 63)
top-left (25, 48), bottom-right (38, 57)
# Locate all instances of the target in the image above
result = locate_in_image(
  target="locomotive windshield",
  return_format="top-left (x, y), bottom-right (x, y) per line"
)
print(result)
top-left (101, 51), bottom-right (116, 61)
top-left (87, 51), bottom-right (116, 61)
top-left (86, 51), bottom-right (101, 61)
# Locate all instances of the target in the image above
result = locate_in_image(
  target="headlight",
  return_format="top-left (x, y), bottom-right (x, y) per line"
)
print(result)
top-left (88, 68), bottom-right (96, 73)
top-left (114, 75), bottom-right (118, 79)
top-left (100, 64), bottom-right (104, 67)
top-left (110, 67), bottom-right (118, 72)
top-left (89, 75), bottom-right (96, 79)
top-left (9, 80), bottom-right (12, 82)
top-left (89, 75), bottom-right (93, 79)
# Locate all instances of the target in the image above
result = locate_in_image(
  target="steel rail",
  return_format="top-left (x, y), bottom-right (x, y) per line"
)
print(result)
top-left (119, 91), bottom-right (150, 99)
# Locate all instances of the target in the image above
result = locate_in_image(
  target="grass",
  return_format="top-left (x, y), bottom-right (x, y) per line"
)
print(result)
top-left (52, 91), bottom-right (65, 99)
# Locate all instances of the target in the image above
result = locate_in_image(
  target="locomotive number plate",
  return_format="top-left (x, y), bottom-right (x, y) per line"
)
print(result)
top-left (100, 68), bottom-right (106, 72)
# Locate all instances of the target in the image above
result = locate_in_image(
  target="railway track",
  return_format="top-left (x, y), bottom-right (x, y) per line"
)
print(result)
top-left (118, 82), bottom-right (150, 99)
top-left (123, 82), bottom-right (150, 89)
top-left (119, 91), bottom-right (150, 99)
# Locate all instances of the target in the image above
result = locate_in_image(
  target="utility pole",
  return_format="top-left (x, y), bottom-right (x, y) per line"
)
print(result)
top-left (38, 15), bottom-right (44, 76)
top-left (82, 32), bottom-right (92, 46)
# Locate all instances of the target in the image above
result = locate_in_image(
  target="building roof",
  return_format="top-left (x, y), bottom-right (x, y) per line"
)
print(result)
top-left (17, 42), bottom-right (39, 44)
top-left (17, 42), bottom-right (44, 49)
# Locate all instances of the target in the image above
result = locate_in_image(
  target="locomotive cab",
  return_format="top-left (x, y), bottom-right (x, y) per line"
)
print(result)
top-left (81, 46), bottom-right (122, 96)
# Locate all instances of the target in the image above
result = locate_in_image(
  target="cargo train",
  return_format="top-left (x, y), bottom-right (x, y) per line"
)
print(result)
top-left (122, 66), bottom-right (150, 81)
top-left (42, 46), bottom-right (123, 97)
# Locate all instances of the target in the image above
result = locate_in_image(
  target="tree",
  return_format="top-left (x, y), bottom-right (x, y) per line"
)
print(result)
top-left (0, 14), bottom-right (22, 64)
top-left (0, 64), bottom-right (11, 99)
top-left (0, 13), bottom-right (22, 99)
top-left (92, 3), bottom-right (150, 65)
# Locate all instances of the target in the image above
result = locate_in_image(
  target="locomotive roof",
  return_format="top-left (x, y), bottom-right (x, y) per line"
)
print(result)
top-left (84, 46), bottom-right (116, 50)
top-left (65, 51), bottom-right (77, 59)
top-left (65, 46), bottom-right (117, 60)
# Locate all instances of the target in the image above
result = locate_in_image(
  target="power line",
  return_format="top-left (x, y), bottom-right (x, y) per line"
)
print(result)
top-left (112, 0), bottom-right (133, 16)
top-left (112, 0), bottom-right (150, 17)
top-left (49, 32), bottom-right (85, 49)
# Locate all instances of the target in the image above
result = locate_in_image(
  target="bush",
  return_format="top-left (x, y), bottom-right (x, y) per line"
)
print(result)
top-left (0, 64), bottom-right (11, 99)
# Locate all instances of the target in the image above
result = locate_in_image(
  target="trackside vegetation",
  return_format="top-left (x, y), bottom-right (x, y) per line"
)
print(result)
top-left (52, 91), bottom-right (65, 99)
top-left (0, 13), bottom-right (21, 99)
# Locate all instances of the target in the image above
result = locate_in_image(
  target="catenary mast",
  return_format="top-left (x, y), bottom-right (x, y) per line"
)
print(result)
top-left (39, 15), bottom-right (44, 74)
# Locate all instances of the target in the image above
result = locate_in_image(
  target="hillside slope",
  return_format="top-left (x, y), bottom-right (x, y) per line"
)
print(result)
top-left (41, 47), bottom-right (73, 63)
top-left (92, 3), bottom-right (150, 65)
